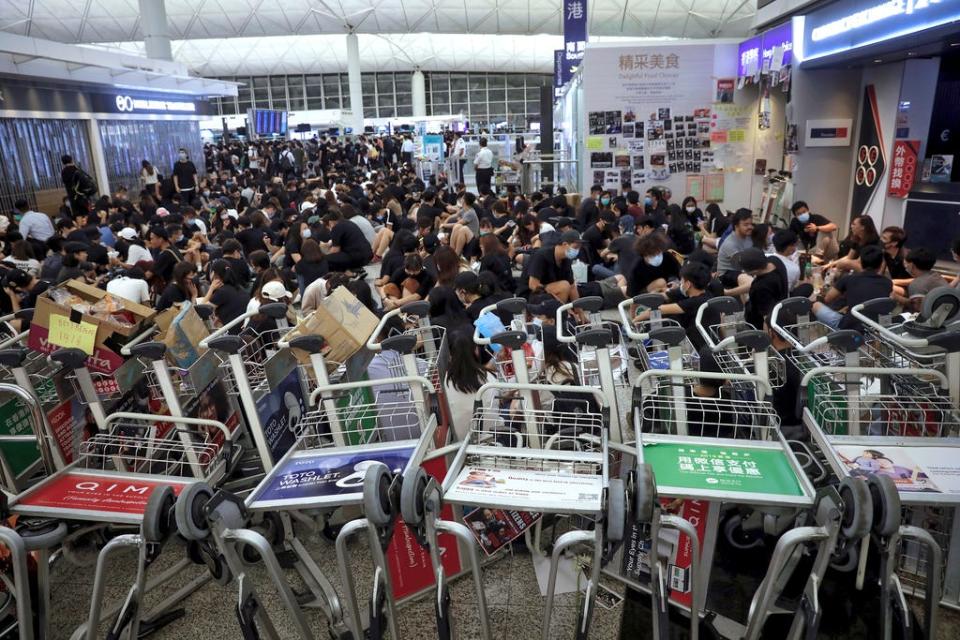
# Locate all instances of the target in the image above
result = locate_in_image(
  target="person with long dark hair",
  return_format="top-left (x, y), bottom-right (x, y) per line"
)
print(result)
top-left (828, 214), bottom-right (881, 273)
top-left (478, 233), bottom-right (515, 293)
top-left (157, 261), bottom-right (198, 311)
top-left (199, 259), bottom-right (250, 329)
top-left (442, 328), bottom-right (497, 441)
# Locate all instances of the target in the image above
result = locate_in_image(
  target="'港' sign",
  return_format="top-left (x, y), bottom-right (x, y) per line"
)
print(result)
top-left (563, 0), bottom-right (588, 80)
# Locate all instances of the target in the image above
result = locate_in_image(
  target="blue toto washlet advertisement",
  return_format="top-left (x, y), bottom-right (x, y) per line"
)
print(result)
top-left (250, 445), bottom-right (415, 509)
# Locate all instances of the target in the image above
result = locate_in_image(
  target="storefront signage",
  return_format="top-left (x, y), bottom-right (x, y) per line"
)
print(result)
top-left (805, 118), bottom-right (853, 147)
top-left (800, 0), bottom-right (960, 61)
top-left (738, 22), bottom-right (795, 77)
top-left (114, 95), bottom-right (197, 113)
top-left (888, 139), bottom-right (920, 198)
top-left (563, 0), bottom-right (588, 80)
top-left (0, 81), bottom-right (211, 118)
top-left (554, 49), bottom-right (565, 99)
top-left (850, 85), bottom-right (887, 218)
top-left (89, 91), bottom-right (210, 116)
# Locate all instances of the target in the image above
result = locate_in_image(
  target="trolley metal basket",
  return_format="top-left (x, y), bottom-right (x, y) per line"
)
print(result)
top-left (617, 294), bottom-right (700, 372)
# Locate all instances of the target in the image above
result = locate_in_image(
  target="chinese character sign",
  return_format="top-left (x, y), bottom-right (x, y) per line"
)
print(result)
top-left (888, 140), bottom-right (920, 199)
top-left (563, 0), bottom-right (588, 80)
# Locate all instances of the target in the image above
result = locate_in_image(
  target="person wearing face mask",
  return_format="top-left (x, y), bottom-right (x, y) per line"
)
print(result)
top-left (380, 253), bottom-right (435, 311)
top-left (632, 262), bottom-right (716, 351)
top-left (172, 148), bottom-right (199, 196)
top-left (628, 232), bottom-right (680, 295)
top-left (644, 188), bottom-right (667, 226)
top-left (518, 230), bottom-right (583, 303)
top-left (788, 200), bottom-right (838, 260)
top-left (583, 211), bottom-right (616, 276)
top-left (680, 197), bottom-right (703, 227)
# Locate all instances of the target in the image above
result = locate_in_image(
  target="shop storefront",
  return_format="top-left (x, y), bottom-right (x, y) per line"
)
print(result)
top-left (779, 0), bottom-right (960, 255)
top-left (0, 78), bottom-right (211, 213)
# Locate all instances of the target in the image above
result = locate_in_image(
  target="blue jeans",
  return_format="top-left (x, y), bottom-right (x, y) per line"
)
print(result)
top-left (592, 264), bottom-right (617, 279)
top-left (814, 304), bottom-right (843, 329)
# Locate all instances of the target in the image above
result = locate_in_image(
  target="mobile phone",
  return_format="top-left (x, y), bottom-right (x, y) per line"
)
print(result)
top-left (507, 220), bottom-right (516, 227)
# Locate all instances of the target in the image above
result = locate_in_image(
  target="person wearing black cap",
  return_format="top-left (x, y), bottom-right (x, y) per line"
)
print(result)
top-left (582, 211), bottom-right (616, 275)
top-left (519, 230), bottom-right (582, 303)
top-left (738, 247), bottom-right (788, 330)
top-left (3, 268), bottom-right (50, 316)
top-left (56, 241), bottom-right (89, 284)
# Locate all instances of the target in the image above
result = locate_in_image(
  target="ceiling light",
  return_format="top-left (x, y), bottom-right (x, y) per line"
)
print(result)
top-left (874, 58), bottom-right (883, 63)
top-left (951, 42), bottom-right (960, 46)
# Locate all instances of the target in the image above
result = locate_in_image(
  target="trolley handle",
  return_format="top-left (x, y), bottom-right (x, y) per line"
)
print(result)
top-left (476, 381), bottom-right (608, 408)
top-left (198, 309), bottom-right (260, 349)
top-left (364, 301), bottom-right (429, 353)
top-left (556, 302), bottom-right (576, 343)
top-left (695, 296), bottom-right (742, 350)
top-left (617, 295), bottom-right (665, 341)
top-left (121, 323), bottom-right (160, 356)
top-left (308, 375), bottom-right (434, 405)
top-left (769, 298), bottom-right (812, 351)
top-left (850, 300), bottom-right (929, 349)
top-left (799, 365), bottom-right (949, 390)
top-left (103, 411), bottom-right (234, 443)
top-left (472, 302), bottom-right (502, 346)
top-left (637, 368), bottom-right (772, 397)
top-left (0, 330), bottom-right (28, 352)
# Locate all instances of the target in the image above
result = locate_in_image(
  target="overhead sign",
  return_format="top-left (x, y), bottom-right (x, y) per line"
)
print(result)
top-left (737, 36), bottom-right (763, 78)
top-left (88, 91), bottom-right (210, 116)
top-left (800, 0), bottom-right (960, 62)
top-left (737, 21), bottom-right (794, 78)
top-left (805, 118), bottom-right (853, 147)
top-left (563, 0), bottom-right (588, 81)
top-left (888, 139), bottom-right (920, 198)
top-left (554, 49), bottom-right (565, 100)
top-left (115, 95), bottom-right (196, 113)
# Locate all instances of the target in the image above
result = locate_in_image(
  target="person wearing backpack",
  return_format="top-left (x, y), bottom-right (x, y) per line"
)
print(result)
top-left (60, 155), bottom-right (98, 217)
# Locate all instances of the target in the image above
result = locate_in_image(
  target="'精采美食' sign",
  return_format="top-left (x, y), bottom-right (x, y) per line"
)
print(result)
top-left (618, 53), bottom-right (680, 71)
top-left (801, 0), bottom-right (960, 62)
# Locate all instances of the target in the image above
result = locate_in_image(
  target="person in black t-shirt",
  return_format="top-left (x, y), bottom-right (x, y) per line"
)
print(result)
top-left (879, 226), bottom-right (911, 281)
top-left (814, 245), bottom-right (892, 330)
top-left (235, 213), bottom-right (273, 255)
top-left (631, 262), bottom-right (716, 351)
top-left (628, 232), bottom-right (680, 295)
top-left (199, 259), bottom-right (250, 331)
top-left (518, 230), bottom-right (582, 303)
top-left (322, 210), bottom-right (373, 272)
top-left (172, 149), bottom-right (199, 195)
top-left (478, 233), bottom-right (515, 293)
top-left (380, 254), bottom-right (435, 311)
top-left (157, 261), bottom-right (198, 311)
top-left (739, 248), bottom-right (788, 330)
top-left (2, 269), bottom-right (51, 327)
top-left (582, 211), bottom-right (615, 271)
top-left (221, 239), bottom-right (252, 288)
top-left (145, 226), bottom-right (182, 287)
top-left (788, 200), bottom-right (838, 257)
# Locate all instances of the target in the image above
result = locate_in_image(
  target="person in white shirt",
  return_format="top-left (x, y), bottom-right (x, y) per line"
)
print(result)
top-left (115, 228), bottom-right (153, 267)
top-left (106, 267), bottom-right (151, 304)
top-left (401, 136), bottom-right (415, 165)
top-left (770, 229), bottom-right (801, 292)
top-left (473, 137), bottom-right (495, 195)
top-left (15, 199), bottom-right (55, 249)
top-left (452, 133), bottom-right (467, 183)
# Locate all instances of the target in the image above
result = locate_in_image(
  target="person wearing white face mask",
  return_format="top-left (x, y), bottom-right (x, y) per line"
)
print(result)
top-left (172, 148), bottom-right (198, 195)
top-left (788, 200), bottom-right (838, 260)
top-left (627, 232), bottom-right (680, 295)
top-left (680, 196), bottom-right (703, 227)
top-left (519, 230), bottom-right (583, 303)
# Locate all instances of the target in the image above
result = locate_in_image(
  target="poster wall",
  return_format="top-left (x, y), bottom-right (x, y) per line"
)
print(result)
top-left (579, 42), bottom-right (740, 205)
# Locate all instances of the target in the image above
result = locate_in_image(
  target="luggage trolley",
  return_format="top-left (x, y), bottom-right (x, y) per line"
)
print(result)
top-left (633, 366), bottom-right (864, 640)
top-left (617, 294), bottom-right (700, 373)
top-left (401, 327), bottom-right (624, 640)
top-left (7, 350), bottom-right (236, 640)
top-left (557, 296), bottom-right (630, 443)
top-left (800, 364), bottom-right (959, 638)
top-left (694, 296), bottom-right (787, 389)
top-left (474, 298), bottom-right (545, 384)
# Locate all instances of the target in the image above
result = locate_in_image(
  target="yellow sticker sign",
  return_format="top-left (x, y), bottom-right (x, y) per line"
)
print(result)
top-left (586, 136), bottom-right (604, 150)
top-left (48, 315), bottom-right (98, 355)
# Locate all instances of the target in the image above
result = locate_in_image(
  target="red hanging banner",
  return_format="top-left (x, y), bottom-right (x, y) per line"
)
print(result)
top-left (888, 140), bottom-right (920, 199)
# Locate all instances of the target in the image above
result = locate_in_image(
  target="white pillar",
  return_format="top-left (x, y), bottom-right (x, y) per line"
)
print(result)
top-left (412, 69), bottom-right (427, 118)
top-left (346, 33), bottom-right (365, 135)
top-left (86, 118), bottom-right (111, 196)
top-left (139, 0), bottom-right (173, 61)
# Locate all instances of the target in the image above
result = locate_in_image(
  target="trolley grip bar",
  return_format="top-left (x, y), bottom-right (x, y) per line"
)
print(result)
top-left (799, 366), bottom-right (949, 390)
top-left (364, 306), bottom-right (406, 352)
top-left (103, 412), bottom-right (233, 443)
top-left (120, 324), bottom-right (160, 356)
top-left (636, 369), bottom-right (773, 397)
top-left (850, 303), bottom-right (927, 348)
top-left (198, 310), bottom-right (261, 349)
top-left (309, 375), bottom-right (435, 405)
top-left (476, 381), bottom-right (608, 407)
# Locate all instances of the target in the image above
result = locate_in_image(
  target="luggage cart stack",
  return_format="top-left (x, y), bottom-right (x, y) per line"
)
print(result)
top-left (618, 294), bottom-right (700, 373)
top-left (474, 298), bottom-right (545, 385)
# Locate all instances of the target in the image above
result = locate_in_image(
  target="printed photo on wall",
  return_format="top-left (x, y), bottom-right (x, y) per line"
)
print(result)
top-left (631, 170), bottom-right (646, 186)
top-left (593, 170), bottom-right (606, 184)
top-left (588, 112), bottom-right (607, 135)
top-left (605, 111), bottom-right (623, 134)
top-left (694, 108), bottom-right (711, 118)
top-left (608, 136), bottom-right (619, 149)
top-left (658, 107), bottom-right (671, 120)
top-left (615, 154), bottom-right (631, 168)
top-left (648, 121), bottom-right (664, 140)
top-left (590, 152), bottom-right (613, 168)
top-left (634, 121), bottom-right (644, 138)
top-left (622, 123), bottom-right (635, 138)
top-left (650, 153), bottom-right (666, 168)
top-left (648, 139), bottom-right (666, 154)
top-left (620, 168), bottom-right (632, 185)
top-left (623, 110), bottom-right (637, 123)
top-left (632, 156), bottom-right (645, 170)
top-left (663, 119), bottom-right (672, 132)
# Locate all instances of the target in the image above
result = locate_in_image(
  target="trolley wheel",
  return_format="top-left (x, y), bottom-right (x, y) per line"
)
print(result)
top-left (400, 467), bottom-right (428, 528)
top-left (606, 479), bottom-right (626, 543)
top-left (829, 542), bottom-right (859, 573)
top-left (867, 474), bottom-right (901, 538)
top-left (142, 485), bottom-right (176, 544)
top-left (363, 462), bottom-right (394, 527)
top-left (722, 514), bottom-right (765, 551)
top-left (175, 483), bottom-right (214, 541)
top-left (838, 477), bottom-right (872, 540)
top-left (634, 464), bottom-right (657, 524)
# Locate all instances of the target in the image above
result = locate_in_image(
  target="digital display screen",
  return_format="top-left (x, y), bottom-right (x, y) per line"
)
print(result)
top-left (252, 109), bottom-right (288, 136)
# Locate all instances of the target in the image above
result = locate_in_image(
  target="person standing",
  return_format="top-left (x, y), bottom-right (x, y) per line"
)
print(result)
top-left (172, 148), bottom-right (199, 197)
top-left (474, 137), bottom-right (494, 196)
top-left (453, 132), bottom-right (467, 184)
top-left (140, 160), bottom-right (161, 199)
top-left (60, 155), bottom-right (98, 218)
top-left (401, 135), bottom-right (414, 166)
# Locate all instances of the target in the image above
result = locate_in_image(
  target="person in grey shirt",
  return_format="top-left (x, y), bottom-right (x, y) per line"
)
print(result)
top-left (442, 191), bottom-right (480, 256)
top-left (716, 209), bottom-right (756, 282)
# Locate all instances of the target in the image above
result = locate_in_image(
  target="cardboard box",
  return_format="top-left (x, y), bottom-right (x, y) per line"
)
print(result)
top-left (283, 286), bottom-right (378, 367)
top-left (565, 193), bottom-right (582, 209)
top-left (27, 279), bottom-right (156, 374)
top-left (164, 305), bottom-right (208, 369)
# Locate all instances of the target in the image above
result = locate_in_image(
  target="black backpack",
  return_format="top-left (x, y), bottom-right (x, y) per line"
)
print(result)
top-left (73, 168), bottom-right (98, 198)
